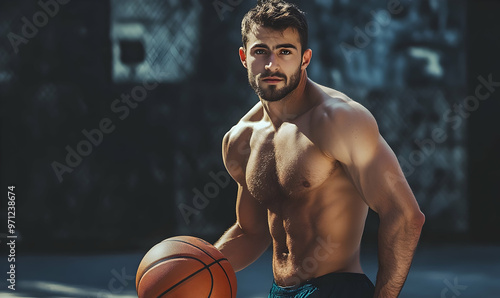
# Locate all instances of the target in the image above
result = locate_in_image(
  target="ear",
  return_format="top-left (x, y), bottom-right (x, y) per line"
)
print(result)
top-left (239, 47), bottom-right (248, 69)
top-left (300, 48), bottom-right (312, 70)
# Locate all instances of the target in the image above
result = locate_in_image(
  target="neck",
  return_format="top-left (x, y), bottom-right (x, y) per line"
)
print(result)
top-left (260, 70), bottom-right (312, 129)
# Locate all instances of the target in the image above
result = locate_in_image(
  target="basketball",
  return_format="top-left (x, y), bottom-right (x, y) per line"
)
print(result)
top-left (136, 236), bottom-right (237, 298)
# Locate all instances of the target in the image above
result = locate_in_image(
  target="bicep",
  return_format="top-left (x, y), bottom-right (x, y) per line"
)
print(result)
top-left (235, 183), bottom-right (270, 236)
top-left (348, 136), bottom-right (419, 217)
top-left (222, 126), bottom-right (269, 237)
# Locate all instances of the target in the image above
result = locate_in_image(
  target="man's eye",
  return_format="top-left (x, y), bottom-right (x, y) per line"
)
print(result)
top-left (280, 49), bottom-right (291, 55)
top-left (255, 49), bottom-right (266, 55)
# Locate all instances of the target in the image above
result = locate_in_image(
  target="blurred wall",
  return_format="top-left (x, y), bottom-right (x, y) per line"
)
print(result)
top-left (467, 0), bottom-right (500, 242)
top-left (0, 0), bottom-right (496, 253)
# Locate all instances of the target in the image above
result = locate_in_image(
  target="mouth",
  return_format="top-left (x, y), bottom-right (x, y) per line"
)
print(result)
top-left (262, 76), bottom-right (284, 84)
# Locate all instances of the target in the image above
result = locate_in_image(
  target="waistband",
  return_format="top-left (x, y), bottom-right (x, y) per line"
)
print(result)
top-left (270, 272), bottom-right (372, 294)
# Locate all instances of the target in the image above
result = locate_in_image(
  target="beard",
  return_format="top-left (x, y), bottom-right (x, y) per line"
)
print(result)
top-left (248, 64), bottom-right (302, 102)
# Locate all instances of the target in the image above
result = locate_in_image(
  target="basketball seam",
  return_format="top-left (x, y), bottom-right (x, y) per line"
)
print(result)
top-left (138, 255), bottom-right (201, 286)
top-left (165, 239), bottom-right (235, 298)
top-left (156, 258), bottom-right (225, 298)
top-left (138, 255), bottom-right (210, 298)
top-left (206, 262), bottom-right (214, 298)
top-left (138, 254), bottom-right (230, 284)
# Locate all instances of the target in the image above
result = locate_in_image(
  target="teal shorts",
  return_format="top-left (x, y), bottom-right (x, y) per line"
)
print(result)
top-left (268, 272), bottom-right (375, 298)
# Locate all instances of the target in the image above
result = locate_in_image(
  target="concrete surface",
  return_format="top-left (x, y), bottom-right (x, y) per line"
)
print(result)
top-left (0, 243), bottom-right (498, 297)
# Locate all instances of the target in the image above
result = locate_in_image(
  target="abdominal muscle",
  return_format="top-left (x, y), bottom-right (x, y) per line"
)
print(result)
top-left (267, 185), bottom-right (369, 287)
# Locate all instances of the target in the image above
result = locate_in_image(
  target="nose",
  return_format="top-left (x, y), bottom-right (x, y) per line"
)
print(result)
top-left (265, 53), bottom-right (279, 72)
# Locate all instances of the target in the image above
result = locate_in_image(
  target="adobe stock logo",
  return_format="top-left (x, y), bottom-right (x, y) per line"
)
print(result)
top-left (178, 171), bottom-right (231, 225)
top-left (441, 277), bottom-right (467, 298)
top-left (7, 0), bottom-right (71, 54)
top-left (96, 267), bottom-right (135, 298)
top-left (51, 79), bottom-right (159, 183)
top-left (213, 0), bottom-right (243, 21)
top-left (287, 235), bottom-right (340, 286)
top-left (397, 73), bottom-right (499, 178)
top-left (340, 0), bottom-right (404, 63)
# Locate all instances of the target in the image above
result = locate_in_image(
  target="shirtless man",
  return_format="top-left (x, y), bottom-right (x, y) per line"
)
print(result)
top-left (214, 1), bottom-right (425, 297)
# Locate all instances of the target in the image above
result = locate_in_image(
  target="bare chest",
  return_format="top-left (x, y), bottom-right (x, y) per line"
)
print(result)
top-left (245, 124), bottom-right (335, 204)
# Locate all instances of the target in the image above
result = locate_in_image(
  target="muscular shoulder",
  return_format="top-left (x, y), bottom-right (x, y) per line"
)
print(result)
top-left (222, 102), bottom-right (263, 184)
top-left (310, 89), bottom-right (380, 164)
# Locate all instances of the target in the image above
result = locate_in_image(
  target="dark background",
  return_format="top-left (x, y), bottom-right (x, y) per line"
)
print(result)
top-left (0, 0), bottom-right (499, 257)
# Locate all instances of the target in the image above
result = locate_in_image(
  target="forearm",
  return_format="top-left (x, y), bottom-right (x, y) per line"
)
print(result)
top-left (374, 213), bottom-right (424, 297)
top-left (214, 222), bottom-right (271, 272)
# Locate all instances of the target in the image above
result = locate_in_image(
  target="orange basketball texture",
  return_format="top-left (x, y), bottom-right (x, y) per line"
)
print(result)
top-left (136, 236), bottom-right (237, 298)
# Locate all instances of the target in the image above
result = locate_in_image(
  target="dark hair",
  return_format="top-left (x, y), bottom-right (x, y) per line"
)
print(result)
top-left (241, 0), bottom-right (308, 54)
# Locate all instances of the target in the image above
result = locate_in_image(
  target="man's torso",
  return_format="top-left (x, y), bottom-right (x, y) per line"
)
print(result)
top-left (227, 84), bottom-right (370, 286)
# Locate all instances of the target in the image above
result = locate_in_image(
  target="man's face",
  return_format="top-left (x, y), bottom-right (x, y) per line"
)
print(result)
top-left (241, 26), bottom-right (306, 102)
